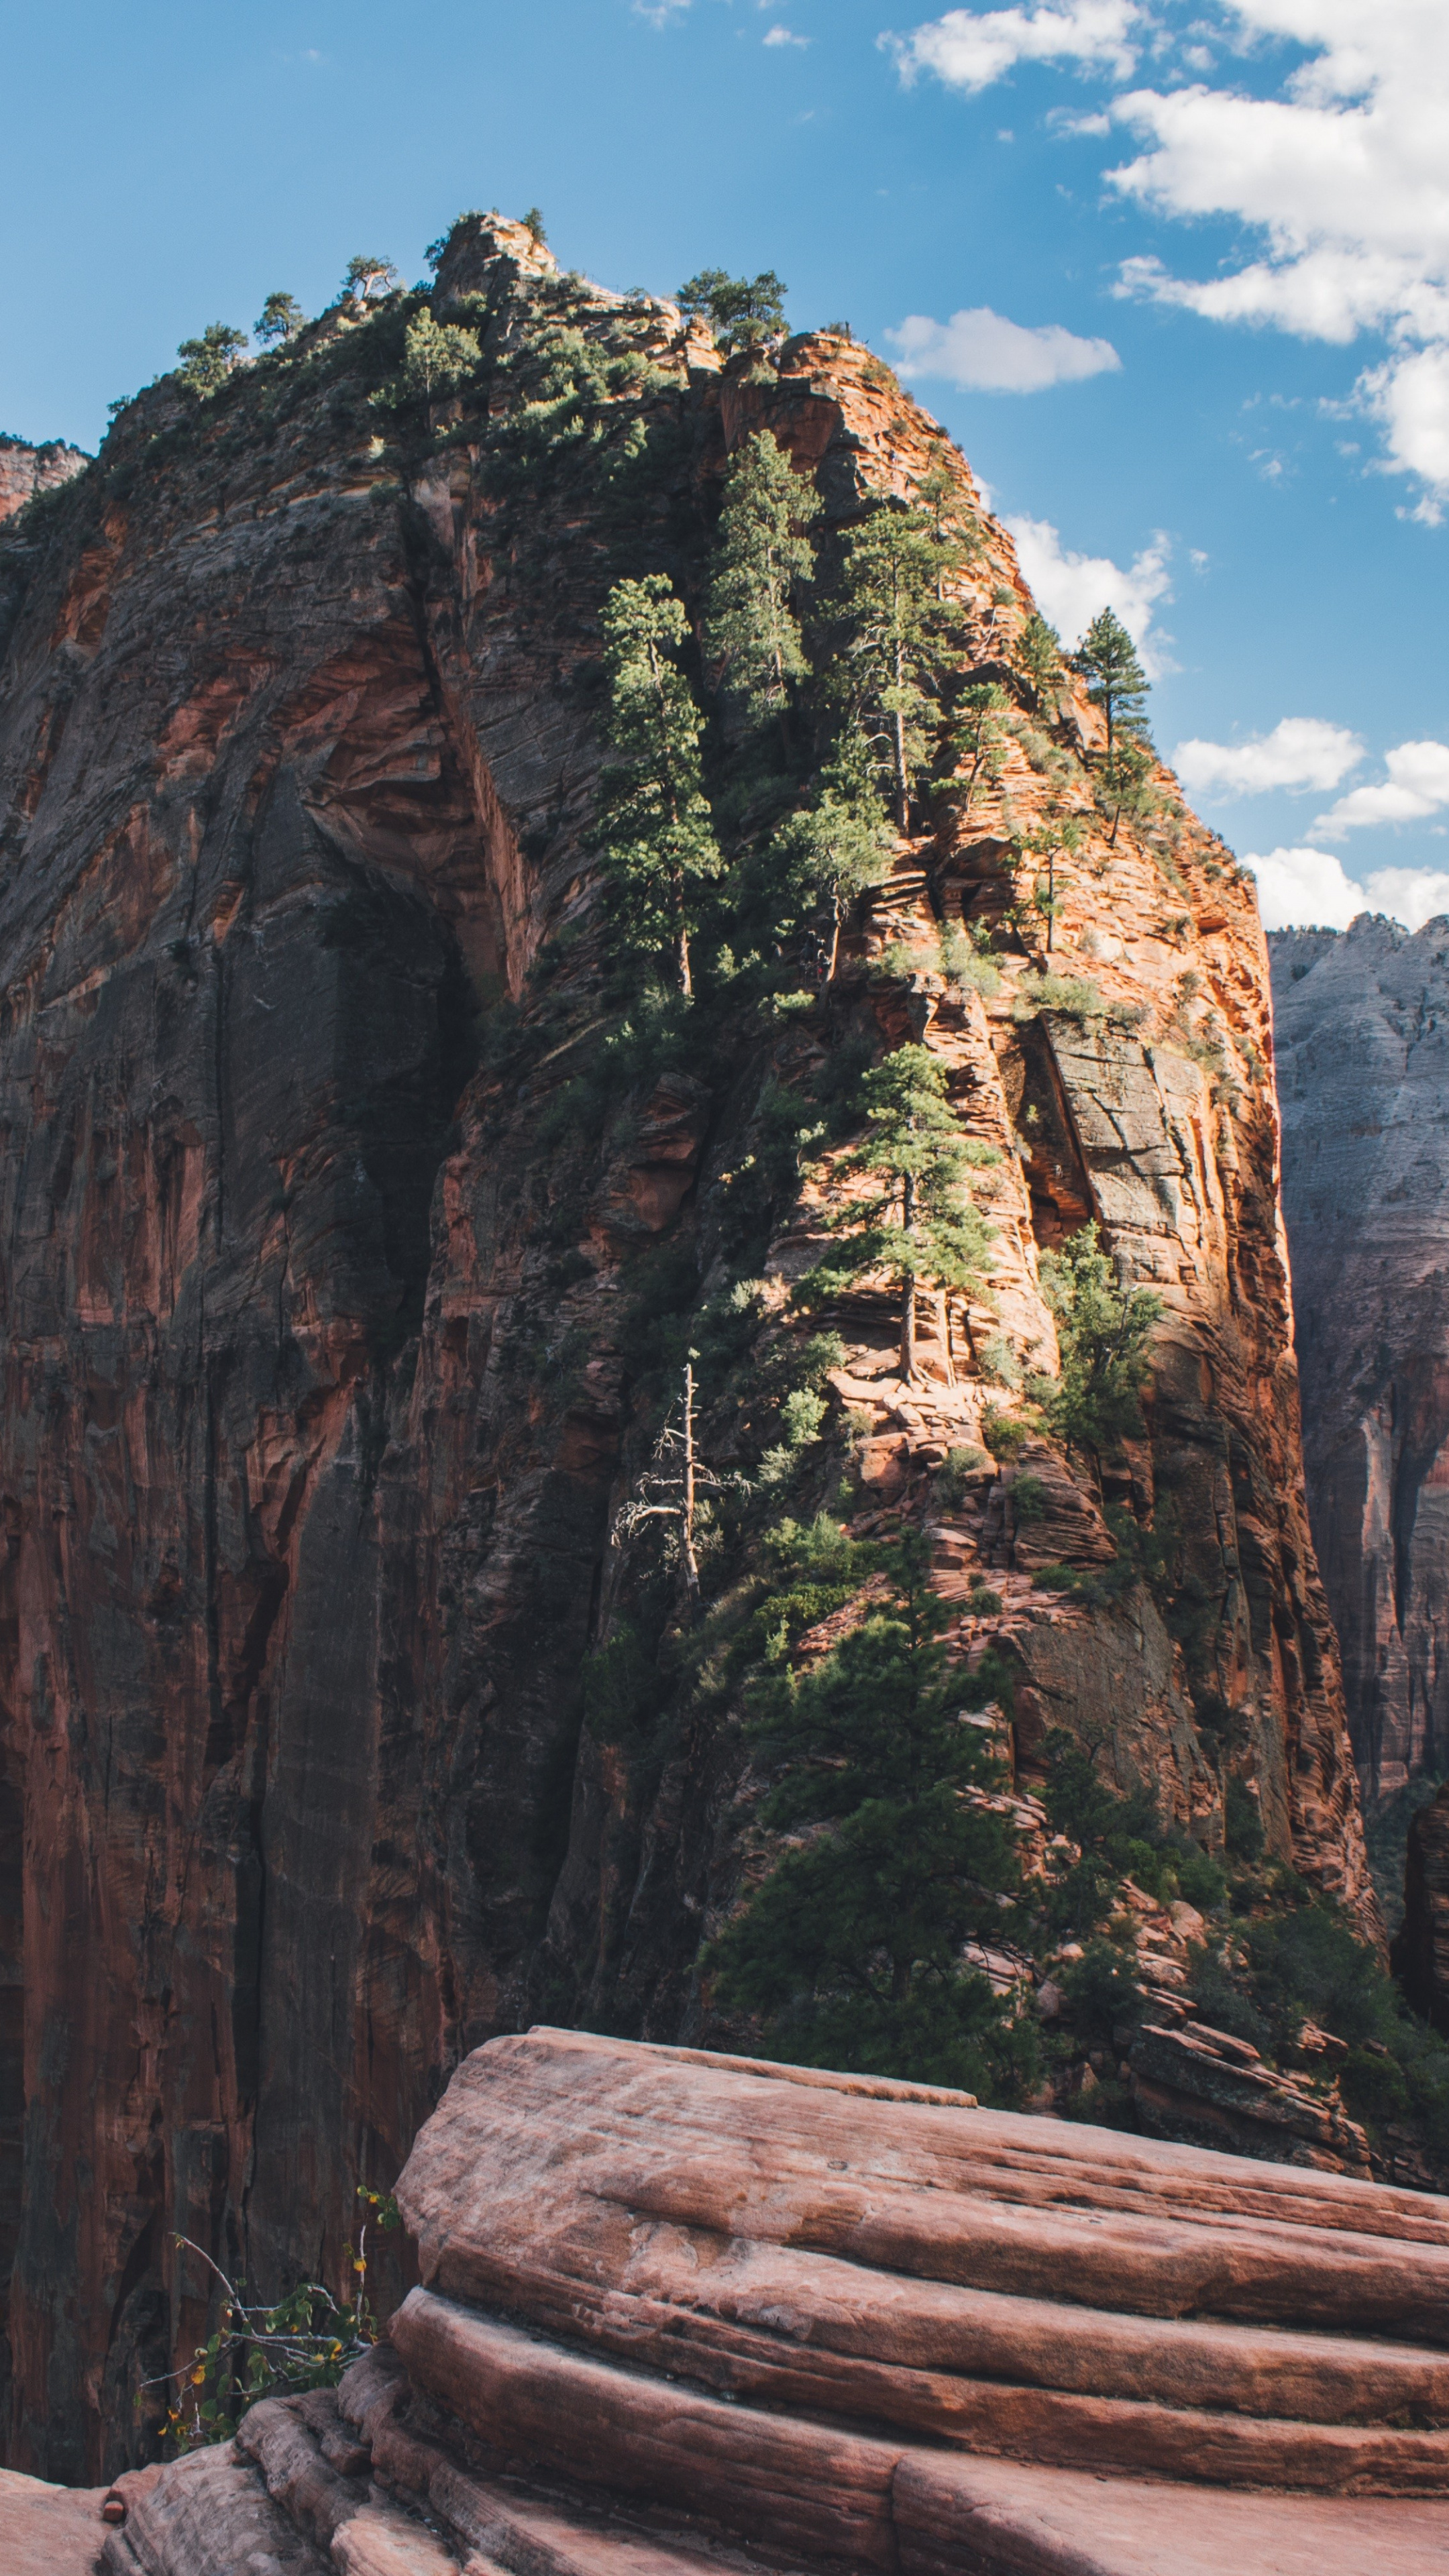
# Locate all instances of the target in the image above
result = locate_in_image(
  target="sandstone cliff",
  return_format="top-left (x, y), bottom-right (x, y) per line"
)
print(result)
top-left (1271, 918), bottom-right (1449, 1801)
top-left (0, 215), bottom-right (1373, 2479)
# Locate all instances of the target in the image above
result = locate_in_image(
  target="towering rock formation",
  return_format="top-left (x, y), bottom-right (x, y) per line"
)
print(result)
top-left (1271, 918), bottom-right (1449, 1796)
top-left (0, 214), bottom-right (1371, 2479)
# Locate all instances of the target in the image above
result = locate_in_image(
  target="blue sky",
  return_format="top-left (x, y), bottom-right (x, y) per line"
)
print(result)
top-left (2, 0), bottom-right (1446, 928)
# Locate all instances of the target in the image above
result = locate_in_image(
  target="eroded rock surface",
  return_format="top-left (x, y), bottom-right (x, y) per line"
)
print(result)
top-left (1271, 917), bottom-right (1449, 1794)
top-left (107, 2033), bottom-right (1449, 2576)
top-left (0, 219), bottom-right (1369, 2477)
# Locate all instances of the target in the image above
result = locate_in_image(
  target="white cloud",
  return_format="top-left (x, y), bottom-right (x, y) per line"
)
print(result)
top-left (1362, 867), bottom-right (1449, 929)
top-left (1004, 513), bottom-right (1173, 670)
top-left (1172, 716), bottom-right (1363, 797)
top-left (1313, 739), bottom-right (1449, 834)
top-left (633, 0), bottom-right (690, 20)
top-left (888, 305), bottom-right (1121, 391)
top-left (763, 22), bottom-right (809, 43)
top-left (1106, 3), bottom-right (1449, 510)
top-left (883, 2), bottom-right (1141, 94)
top-left (1243, 845), bottom-right (1366, 930)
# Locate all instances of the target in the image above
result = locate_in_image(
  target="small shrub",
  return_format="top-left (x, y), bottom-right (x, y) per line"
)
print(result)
top-left (1012, 1473), bottom-right (1048, 1522)
top-left (1014, 973), bottom-right (1108, 1022)
top-left (981, 1407), bottom-right (1030, 1460)
top-left (1224, 1776), bottom-right (1265, 1860)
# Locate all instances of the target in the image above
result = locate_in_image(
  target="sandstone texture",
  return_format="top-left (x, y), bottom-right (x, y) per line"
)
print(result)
top-left (0, 2466), bottom-right (107, 2574)
top-left (99, 2032), bottom-right (1449, 2575)
top-left (1271, 916), bottom-right (1449, 1793)
top-left (0, 215), bottom-right (1370, 2476)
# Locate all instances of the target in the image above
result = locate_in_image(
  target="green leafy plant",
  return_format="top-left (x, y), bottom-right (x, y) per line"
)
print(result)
top-left (342, 254), bottom-right (400, 305)
top-left (150, 2188), bottom-right (400, 2452)
top-left (828, 502), bottom-right (967, 828)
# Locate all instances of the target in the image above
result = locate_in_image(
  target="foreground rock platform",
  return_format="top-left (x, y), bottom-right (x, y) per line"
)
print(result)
top-left (98, 2029), bottom-right (1449, 2573)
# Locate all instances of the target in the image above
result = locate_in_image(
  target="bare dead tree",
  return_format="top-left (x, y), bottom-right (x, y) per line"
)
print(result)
top-left (613, 1358), bottom-right (744, 1619)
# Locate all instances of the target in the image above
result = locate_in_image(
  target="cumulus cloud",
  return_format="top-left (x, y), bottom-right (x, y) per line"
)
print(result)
top-left (883, 1), bottom-right (1141, 93)
top-left (1360, 867), bottom-right (1449, 930)
top-left (888, 306), bottom-right (1120, 391)
top-left (1106, 3), bottom-right (1449, 511)
top-left (763, 23), bottom-right (810, 44)
top-left (1243, 845), bottom-right (1366, 931)
top-left (1171, 717), bottom-right (1363, 798)
top-left (1313, 739), bottom-right (1449, 834)
top-left (1004, 513), bottom-right (1173, 670)
top-left (633, 0), bottom-right (690, 21)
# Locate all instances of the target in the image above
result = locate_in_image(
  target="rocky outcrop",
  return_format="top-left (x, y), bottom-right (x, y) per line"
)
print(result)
top-left (1271, 917), bottom-right (1449, 1794)
top-left (0, 218), bottom-right (1370, 2478)
top-left (100, 2033), bottom-right (1449, 2575)
top-left (1395, 1780), bottom-right (1449, 2033)
top-left (0, 435), bottom-right (88, 528)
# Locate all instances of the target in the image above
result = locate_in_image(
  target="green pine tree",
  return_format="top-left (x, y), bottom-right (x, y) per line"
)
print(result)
top-left (176, 324), bottom-right (248, 396)
top-left (706, 1525), bottom-right (1027, 2092)
top-left (1016, 610), bottom-right (1064, 707)
top-left (702, 431), bottom-right (819, 743)
top-left (1071, 608), bottom-right (1150, 758)
top-left (829, 503), bottom-right (963, 830)
top-left (596, 576), bottom-right (723, 998)
top-left (769, 739), bottom-right (894, 981)
top-left (254, 293), bottom-right (306, 347)
top-left (946, 681), bottom-right (1012, 828)
top-left (1035, 1222), bottom-right (1162, 1470)
top-left (804, 1043), bottom-right (996, 1381)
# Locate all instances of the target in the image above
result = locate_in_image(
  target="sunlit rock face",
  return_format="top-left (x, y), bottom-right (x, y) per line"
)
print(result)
top-left (1271, 918), bottom-right (1449, 1796)
top-left (0, 217), bottom-right (1370, 2479)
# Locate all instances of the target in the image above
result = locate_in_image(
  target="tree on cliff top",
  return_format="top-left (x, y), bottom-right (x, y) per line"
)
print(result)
top-left (255, 292), bottom-right (306, 347)
top-left (702, 430), bottom-right (818, 743)
top-left (341, 254), bottom-right (399, 305)
top-left (801, 1044), bottom-right (996, 1382)
top-left (706, 1526), bottom-right (1030, 2095)
top-left (596, 576), bottom-right (722, 998)
top-left (176, 324), bottom-right (248, 396)
top-left (678, 268), bottom-right (788, 352)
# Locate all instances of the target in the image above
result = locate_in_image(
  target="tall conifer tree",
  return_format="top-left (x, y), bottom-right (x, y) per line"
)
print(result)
top-left (596, 577), bottom-right (722, 997)
top-left (805, 1043), bottom-right (996, 1381)
top-left (702, 431), bottom-right (819, 745)
top-left (829, 504), bottom-right (964, 830)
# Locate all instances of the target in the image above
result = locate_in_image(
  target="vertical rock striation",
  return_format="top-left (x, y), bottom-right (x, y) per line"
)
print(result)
top-left (1271, 918), bottom-right (1449, 1795)
top-left (0, 217), bottom-right (1371, 2477)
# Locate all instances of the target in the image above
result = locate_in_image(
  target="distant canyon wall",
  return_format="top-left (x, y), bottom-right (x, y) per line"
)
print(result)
top-left (1272, 918), bottom-right (1449, 1794)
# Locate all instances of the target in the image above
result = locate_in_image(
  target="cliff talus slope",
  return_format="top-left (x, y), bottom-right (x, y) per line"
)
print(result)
top-left (0, 216), bottom-right (1371, 2477)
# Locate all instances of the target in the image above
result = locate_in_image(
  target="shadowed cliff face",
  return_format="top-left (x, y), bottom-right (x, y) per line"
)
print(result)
top-left (0, 219), bottom-right (1371, 2479)
top-left (1271, 919), bottom-right (1449, 1798)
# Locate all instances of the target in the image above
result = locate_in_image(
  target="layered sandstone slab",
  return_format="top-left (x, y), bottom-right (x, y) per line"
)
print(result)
top-left (105, 2033), bottom-right (1449, 2575)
